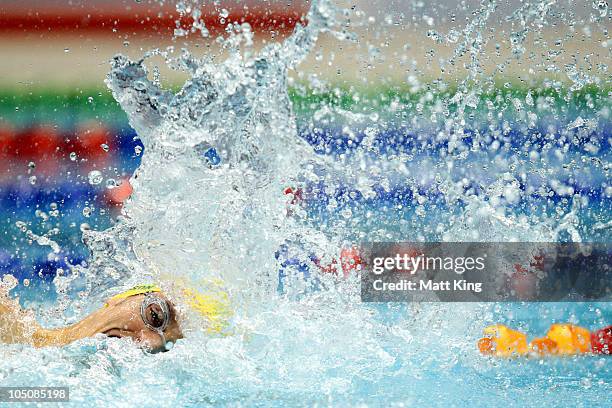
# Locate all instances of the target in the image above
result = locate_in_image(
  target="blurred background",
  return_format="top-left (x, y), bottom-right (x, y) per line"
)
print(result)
top-left (0, 0), bottom-right (609, 290)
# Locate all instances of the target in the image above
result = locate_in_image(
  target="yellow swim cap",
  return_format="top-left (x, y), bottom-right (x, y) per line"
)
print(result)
top-left (104, 281), bottom-right (232, 334)
top-left (181, 279), bottom-right (232, 335)
top-left (104, 284), bottom-right (161, 307)
top-left (111, 284), bottom-right (161, 300)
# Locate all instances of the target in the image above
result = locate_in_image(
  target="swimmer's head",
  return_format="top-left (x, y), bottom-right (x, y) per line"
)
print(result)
top-left (99, 281), bottom-right (232, 352)
top-left (101, 286), bottom-right (183, 353)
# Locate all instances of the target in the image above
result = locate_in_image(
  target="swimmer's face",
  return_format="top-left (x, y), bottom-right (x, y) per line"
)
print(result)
top-left (101, 293), bottom-right (183, 352)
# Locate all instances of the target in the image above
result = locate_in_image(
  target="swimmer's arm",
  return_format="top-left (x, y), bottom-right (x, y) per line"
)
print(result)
top-left (31, 325), bottom-right (84, 348)
top-left (1, 298), bottom-right (105, 348)
top-left (31, 308), bottom-right (112, 347)
top-left (0, 299), bottom-right (38, 345)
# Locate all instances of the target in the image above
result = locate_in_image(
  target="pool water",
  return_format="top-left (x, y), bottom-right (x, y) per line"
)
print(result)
top-left (0, 302), bottom-right (609, 407)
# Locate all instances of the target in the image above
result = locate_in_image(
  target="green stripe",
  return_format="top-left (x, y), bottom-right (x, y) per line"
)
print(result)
top-left (0, 84), bottom-right (608, 127)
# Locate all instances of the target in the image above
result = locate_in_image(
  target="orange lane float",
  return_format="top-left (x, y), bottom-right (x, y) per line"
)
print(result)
top-left (316, 246), bottom-right (364, 278)
top-left (105, 178), bottom-right (134, 206)
top-left (545, 324), bottom-right (591, 354)
top-left (478, 323), bottom-right (611, 357)
top-left (283, 186), bottom-right (304, 217)
top-left (339, 246), bottom-right (364, 277)
top-left (477, 324), bottom-right (528, 357)
top-left (283, 186), bottom-right (303, 205)
top-left (529, 337), bottom-right (558, 355)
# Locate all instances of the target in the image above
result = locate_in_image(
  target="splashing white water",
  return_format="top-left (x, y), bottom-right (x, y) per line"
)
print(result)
top-left (50, 0), bottom-right (357, 328)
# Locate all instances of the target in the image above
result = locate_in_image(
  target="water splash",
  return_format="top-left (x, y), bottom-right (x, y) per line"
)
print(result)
top-left (54, 0), bottom-right (353, 318)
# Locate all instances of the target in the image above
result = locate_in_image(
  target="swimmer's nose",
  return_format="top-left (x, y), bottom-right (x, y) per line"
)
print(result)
top-left (138, 330), bottom-right (168, 353)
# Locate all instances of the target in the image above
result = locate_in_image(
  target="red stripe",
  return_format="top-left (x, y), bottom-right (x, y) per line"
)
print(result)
top-left (0, 10), bottom-right (305, 35)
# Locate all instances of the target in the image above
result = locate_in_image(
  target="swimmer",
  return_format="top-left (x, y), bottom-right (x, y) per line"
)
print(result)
top-left (1, 284), bottom-right (185, 353)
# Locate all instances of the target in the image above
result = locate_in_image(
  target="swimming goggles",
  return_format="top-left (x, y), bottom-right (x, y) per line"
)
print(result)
top-left (140, 292), bottom-right (171, 351)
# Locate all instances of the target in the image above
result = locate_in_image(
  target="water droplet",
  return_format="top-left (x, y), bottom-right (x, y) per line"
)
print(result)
top-left (580, 377), bottom-right (592, 389)
top-left (29, 175), bottom-right (37, 185)
top-left (88, 170), bottom-right (103, 185)
top-left (106, 179), bottom-right (118, 189)
top-left (70, 152), bottom-right (77, 161)
top-left (100, 143), bottom-right (109, 152)
top-left (176, 1), bottom-right (188, 14)
top-left (133, 81), bottom-right (147, 91)
top-left (134, 145), bottom-right (143, 156)
top-left (82, 207), bottom-right (92, 217)
top-left (593, 1), bottom-right (608, 17)
top-left (195, 143), bottom-right (221, 167)
top-left (446, 29), bottom-right (459, 43)
top-left (220, 8), bottom-right (229, 18)
top-left (64, 48), bottom-right (70, 53)
top-left (415, 205), bottom-right (426, 217)
top-left (174, 28), bottom-right (189, 37)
